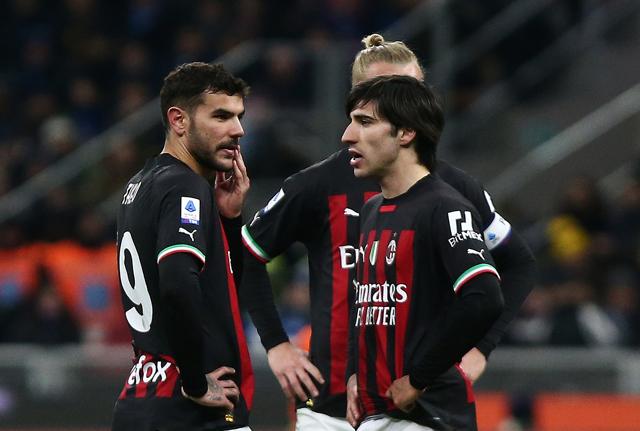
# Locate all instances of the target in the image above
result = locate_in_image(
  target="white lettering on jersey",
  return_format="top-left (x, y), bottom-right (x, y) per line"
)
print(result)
top-left (447, 210), bottom-right (483, 247)
top-left (180, 197), bottom-right (200, 225)
top-left (178, 227), bottom-right (196, 241)
top-left (353, 280), bottom-right (408, 327)
top-left (127, 355), bottom-right (171, 385)
top-left (122, 182), bottom-right (141, 205)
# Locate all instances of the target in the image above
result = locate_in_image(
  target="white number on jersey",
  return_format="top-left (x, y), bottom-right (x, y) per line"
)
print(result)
top-left (119, 231), bottom-right (153, 332)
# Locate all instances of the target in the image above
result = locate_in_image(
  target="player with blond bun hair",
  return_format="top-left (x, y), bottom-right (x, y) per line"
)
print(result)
top-left (241, 34), bottom-right (535, 430)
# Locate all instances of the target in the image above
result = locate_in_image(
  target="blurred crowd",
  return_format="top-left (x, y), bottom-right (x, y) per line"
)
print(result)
top-left (2, 0), bottom-right (638, 350)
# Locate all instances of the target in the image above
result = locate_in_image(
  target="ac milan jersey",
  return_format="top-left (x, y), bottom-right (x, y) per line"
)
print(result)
top-left (242, 149), bottom-right (378, 415)
top-left (354, 174), bottom-right (499, 428)
top-left (241, 149), bottom-right (511, 419)
top-left (114, 154), bottom-right (253, 430)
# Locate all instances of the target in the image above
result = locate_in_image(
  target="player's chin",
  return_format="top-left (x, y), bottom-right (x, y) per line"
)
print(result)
top-left (353, 167), bottom-right (369, 178)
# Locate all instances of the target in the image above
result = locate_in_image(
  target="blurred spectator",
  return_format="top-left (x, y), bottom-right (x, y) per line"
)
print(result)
top-left (2, 266), bottom-right (81, 345)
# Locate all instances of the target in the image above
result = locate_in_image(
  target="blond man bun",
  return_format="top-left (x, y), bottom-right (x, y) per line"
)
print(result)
top-left (351, 34), bottom-right (424, 86)
top-left (362, 33), bottom-right (385, 49)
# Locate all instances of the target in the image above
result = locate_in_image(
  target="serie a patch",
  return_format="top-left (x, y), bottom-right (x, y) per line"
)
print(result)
top-left (180, 197), bottom-right (200, 225)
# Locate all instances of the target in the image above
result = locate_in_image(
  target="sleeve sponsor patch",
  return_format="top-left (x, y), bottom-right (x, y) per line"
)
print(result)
top-left (483, 212), bottom-right (511, 250)
top-left (180, 197), bottom-right (201, 225)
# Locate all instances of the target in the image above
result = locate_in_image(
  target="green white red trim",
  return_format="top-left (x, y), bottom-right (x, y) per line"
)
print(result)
top-left (241, 226), bottom-right (271, 263)
top-left (157, 244), bottom-right (205, 265)
top-left (453, 263), bottom-right (500, 293)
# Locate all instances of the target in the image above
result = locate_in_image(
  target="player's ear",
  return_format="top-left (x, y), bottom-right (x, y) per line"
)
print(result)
top-left (398, 128), bottom-right (416, 147)
top-left (167, 106), bottom-right (188, 137)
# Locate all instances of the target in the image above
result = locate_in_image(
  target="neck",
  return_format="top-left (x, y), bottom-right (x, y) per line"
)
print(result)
top-left (379, 151), bottom-right (429, 199)
top-left (161, 134), bottom-right (204, 176)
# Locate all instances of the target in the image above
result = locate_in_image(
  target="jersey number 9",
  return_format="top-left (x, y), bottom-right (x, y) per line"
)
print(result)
top-left (119, 231), bottom-right (153, 332)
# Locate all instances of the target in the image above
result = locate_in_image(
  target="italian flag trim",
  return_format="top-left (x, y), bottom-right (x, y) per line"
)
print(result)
top-left (157, 244), bottom-right (205, 265)
top-left (241, 226), bottom-right (271, 263)
top-left (453, 263), bottom-right (500, 293)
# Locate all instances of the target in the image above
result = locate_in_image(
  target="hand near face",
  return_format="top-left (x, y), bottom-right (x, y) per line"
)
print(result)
top-left (385, 375), bottom-right (423, 412)
top-left (215, 148), bottom-right (250, 218)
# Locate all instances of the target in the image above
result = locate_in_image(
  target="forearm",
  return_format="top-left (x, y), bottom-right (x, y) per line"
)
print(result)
top-left (409, 275), bottom-right (503, 389)
top-left (240, 249), bottom-right (289, 350)
top-left (476, 230), bottom-right (536, 357)
top-left (159, 253), bottom-right (207, 397)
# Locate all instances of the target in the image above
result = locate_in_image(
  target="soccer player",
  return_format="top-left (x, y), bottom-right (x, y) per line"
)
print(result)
top-left (112, 62), bottom-right (254, 431)
top-left (241, 35), bottom-right (535, 430)
top-left (344, 75), bottom-right (503, 430)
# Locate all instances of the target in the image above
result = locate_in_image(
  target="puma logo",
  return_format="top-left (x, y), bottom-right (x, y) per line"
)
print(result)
top-left (179, 227), bottom-right (197, 242)
top-left (344, 208), bottom-right (360, 217)
top-left (467, 248), bottom-right (485, 260)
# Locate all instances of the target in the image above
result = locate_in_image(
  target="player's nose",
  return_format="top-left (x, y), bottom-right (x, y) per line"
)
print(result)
top-left (229, 117), bottom-right (244, 138)
top-left (341, 122), bottom-right (357, 146)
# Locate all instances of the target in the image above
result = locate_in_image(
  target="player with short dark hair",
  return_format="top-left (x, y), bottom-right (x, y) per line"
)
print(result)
top-left (241, 35), bottom-right (535, 430)
top-left (344, 75), bottom-right (503, 430)
top-left (112, 62), bottom-right (254, 431)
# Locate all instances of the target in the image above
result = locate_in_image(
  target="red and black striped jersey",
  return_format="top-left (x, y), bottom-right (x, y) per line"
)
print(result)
top-left (242, 150), bottom-right (513, 419)
top-left (115, 154), bottom-right (253, 429)
top-left (354, 174), bottom-right (500, 425)
top-left (242, 149), bottom-right (378, 416)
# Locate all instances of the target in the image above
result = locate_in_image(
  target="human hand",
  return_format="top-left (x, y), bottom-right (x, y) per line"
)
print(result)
top-left (459, 347), bottom-right (487, 384)
top-left (267, 342), bottom-right (324, 402)
top-left (346, 374), bottom-right (363, 428)
top-left (215, 148), bottom-right (250, 218)
top-left (385, 375), bottom-right (422, 412)
top-left (181, 366), bottom-right (239, 410)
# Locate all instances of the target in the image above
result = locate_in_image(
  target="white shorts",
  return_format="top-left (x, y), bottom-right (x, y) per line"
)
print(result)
top-left (358, 415), bottom-right (434, 431)
top-left (230, 427), bottom-right (252, 431)
top-left (295, 407), bottom-right (352, 431)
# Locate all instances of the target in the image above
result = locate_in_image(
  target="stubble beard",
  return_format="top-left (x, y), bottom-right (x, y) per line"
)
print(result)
top-left (188, 122), bottom-right (236, 173)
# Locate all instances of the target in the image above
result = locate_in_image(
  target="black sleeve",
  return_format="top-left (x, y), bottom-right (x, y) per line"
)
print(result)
top-left (409, 274), bottom-right (503, 389)
top-left (239, 249), bottom-right (289, 350)
top-left (408, 200), bottom-right (504, 389)
top-left (221, 215), bottom-right (244, 289)
top-left (159, 252), bottom-right (208, 397)
top-left (438, 162), bottom-right (537, 357)
top-left (475, 229), bottom-right (536, 357)
top-left (241, 172), bottom-right (319, 262)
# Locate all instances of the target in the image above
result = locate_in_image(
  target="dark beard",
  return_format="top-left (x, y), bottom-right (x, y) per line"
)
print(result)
top-left (188, 122), bottom-right (237, 172)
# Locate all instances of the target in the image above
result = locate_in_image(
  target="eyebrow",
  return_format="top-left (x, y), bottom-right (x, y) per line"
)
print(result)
top-left (212, 108), bottom-right (245, 119)
top-left (352, 113), bottom-right (376, 122)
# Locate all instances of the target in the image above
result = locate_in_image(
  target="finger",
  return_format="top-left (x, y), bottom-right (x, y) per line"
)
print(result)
top-left (296, 368), bottom-right (319, 398)
top-left (302, 359), bottom-right (325, 384)
top-left (224, 386), bottom-right (240, 403)
top-left (218, 396), bottom-right (234, 411)
top-left (220, 380), bottom-right (239, 391)
top-left (276, 374), bottom-right (294, 401)
top-left (286, 371), bottom-right (310, 401)
top-left (211, 366), bottom-right (236, 379)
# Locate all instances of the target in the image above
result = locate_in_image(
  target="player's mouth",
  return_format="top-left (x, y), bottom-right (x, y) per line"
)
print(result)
top-left (218, 143), bottom-right (239, 157)
top-left (348, 148), bottom-right (363, 167)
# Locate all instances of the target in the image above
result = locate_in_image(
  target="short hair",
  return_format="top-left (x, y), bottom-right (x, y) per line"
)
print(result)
top-left (345, 75), bottom-right (444, 171)
top-left (351, 34), bottom-right (425, 86)
top-left (160, 62), bottom-right (249, 130)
